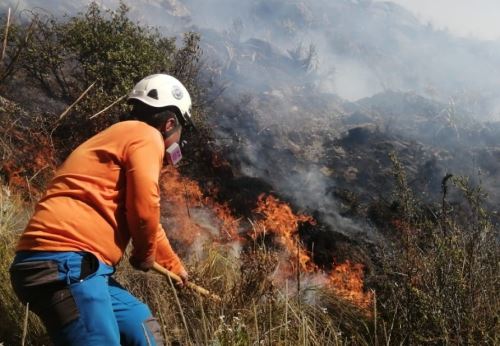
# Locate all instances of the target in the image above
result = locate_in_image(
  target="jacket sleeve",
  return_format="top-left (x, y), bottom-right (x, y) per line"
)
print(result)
top-left (155, 224), bottom-right (185, 275)
top-left (125, 132), bottom-right (164, 270)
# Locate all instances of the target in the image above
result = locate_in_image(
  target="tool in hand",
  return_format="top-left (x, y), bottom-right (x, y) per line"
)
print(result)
top-left (152, 262), bottom-right (222, 302)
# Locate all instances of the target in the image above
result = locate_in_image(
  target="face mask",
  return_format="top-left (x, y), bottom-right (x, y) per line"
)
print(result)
top-left (165, 142), bottom-right (183, 166)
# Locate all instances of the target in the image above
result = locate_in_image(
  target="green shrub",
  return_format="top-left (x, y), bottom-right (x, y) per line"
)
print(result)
top-left (6, 1), bottom-right (201, 156)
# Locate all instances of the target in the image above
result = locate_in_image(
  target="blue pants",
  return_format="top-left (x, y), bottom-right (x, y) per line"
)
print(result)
top-left (10, 251), bottom-right (163, 346)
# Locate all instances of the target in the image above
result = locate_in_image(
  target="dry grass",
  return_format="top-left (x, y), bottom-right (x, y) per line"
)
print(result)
top-left (0, 185), bottom-right (47, 345)
top-left (1, 169), bottom-right (499, 345)
top-left (376, 154), bottom-right (500, 345)
top-left (0, 183), bottom-right (371, 345)
top-left (115, 243), bottom-right (372, 345)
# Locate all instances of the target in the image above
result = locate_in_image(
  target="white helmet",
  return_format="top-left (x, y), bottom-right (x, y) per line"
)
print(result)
top-left (128, 74), bottom-right (193, 127)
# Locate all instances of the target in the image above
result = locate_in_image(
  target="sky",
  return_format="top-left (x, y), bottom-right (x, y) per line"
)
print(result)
top-left (380, 0), bottom-right (500, 41)
top-left (4, 0), bottom-right (500, 41)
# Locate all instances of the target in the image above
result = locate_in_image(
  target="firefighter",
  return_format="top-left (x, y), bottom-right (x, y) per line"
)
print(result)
top-left (9, 74), bottom-right (193, 345)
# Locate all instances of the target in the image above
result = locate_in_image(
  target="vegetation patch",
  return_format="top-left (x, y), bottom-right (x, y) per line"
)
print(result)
top-left (0, 2), bottom-right (498, 345)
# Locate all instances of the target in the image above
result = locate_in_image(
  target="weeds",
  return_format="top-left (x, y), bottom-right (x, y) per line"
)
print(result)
top-left (0, 2), bottom-right (498, 345)
top-left (115, 243), bottom-right (371, 345)
top-left (0, 186), bottom-right (47, 345)
top-left (0, 151), bottom-right (498, 346)
top-left (376, 152), bottom-right (499, 345)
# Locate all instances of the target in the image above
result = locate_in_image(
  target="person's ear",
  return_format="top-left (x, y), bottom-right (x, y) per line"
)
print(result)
top-left (163, 117), bottom-right (177, 132)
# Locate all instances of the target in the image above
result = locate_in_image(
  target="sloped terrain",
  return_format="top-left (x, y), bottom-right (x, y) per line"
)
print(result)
top-left (0, 1), bottom-right (499, 344)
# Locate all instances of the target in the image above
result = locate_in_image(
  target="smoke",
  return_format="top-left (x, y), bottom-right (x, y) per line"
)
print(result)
top-left (284, 168), bottom-right (374, 240)
top-left (378, 0), bottom-right (500, 41)
top-left (5, 0), bottom-right (500, 103)
top-left (171, 0), bottom-right (500, 104)
top-left (3, 0), bottom-right (500, 236)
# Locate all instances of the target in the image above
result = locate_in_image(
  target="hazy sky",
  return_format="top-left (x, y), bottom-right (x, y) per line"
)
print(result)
top-left (4, 0), bottom-right (500, 41)
top-left (382, 0), bottom-right (500, 40)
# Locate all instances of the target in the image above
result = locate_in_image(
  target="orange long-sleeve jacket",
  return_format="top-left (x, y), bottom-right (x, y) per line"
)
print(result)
top-left (17, 120), bottom-right (184, 274)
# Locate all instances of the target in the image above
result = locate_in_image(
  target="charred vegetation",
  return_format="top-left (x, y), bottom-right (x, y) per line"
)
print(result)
top-left (0, 1), bottom-right (498, 345)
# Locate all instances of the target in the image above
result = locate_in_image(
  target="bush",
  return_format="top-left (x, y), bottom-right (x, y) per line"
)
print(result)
top-left (374, 153), bottom-right (499, 345)
top-left (3, 1), bottom-right (202, 157)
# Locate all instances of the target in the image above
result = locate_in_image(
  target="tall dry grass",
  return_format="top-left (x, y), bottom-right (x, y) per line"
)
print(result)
top-left (1, 163), bottom-right (499, 345)
top-left (0, 182), bottom-right (373, 345)
top-left (374, 154), bottom-right (500, 345)
top-left (115, 243), bottom-right (373, 345)
top-left (0, 185), bottom-right (47, 345)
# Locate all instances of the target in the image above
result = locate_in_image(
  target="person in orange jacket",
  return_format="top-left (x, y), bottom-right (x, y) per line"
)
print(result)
top-left (9, 74), bottom-right (193, 345)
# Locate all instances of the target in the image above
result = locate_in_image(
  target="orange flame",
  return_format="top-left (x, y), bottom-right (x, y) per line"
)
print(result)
top-left (160, 166), bottom-right (240, 245)
top-left (328, 261), bottom-right (373, 309)
top-left (253, 194), bottom-right (372, 309)
top-left (1, 127), bottom-right (55, 194)
top-left (253, 194), bottom-right (316, 272)
top-left (160, 174), bottom-right (372, 310)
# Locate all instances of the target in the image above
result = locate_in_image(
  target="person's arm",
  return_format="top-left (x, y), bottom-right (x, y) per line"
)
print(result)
top-left (155, 225), bottom-right (187, 280)
top-left (125, 133), bottom-right (164, 271)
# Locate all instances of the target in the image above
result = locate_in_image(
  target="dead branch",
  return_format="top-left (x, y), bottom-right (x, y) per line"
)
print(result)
top-left (57, 82), bottom-right (96, 120)
top-left (89, 94), bottom-right (126, 119)
top-left (1, 8), bottom-right (11, 62)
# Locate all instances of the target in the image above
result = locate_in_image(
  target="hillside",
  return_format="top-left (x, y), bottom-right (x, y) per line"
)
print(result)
top-left (0, 1), bottom-right (499, 345)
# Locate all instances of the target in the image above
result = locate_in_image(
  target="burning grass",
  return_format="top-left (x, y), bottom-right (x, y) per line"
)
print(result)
top-left (0, 164), bottom-right (376, 345)
top-left (0, 161), bottom-right (499, 345)
top-left (160, 167), bottom-right (374, 312)
top-left (0, 96), bottom-right (56, 196)
top-left (115, 243), bottom-right (373, 346)
top-left (0, 181), bottom-right (372, 345)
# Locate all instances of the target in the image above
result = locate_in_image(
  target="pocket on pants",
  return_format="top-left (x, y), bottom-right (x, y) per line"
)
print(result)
top-left (10, 260), bottom-right (80, 331)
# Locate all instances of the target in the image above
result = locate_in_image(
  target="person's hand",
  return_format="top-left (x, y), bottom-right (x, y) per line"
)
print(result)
top-left (176, 267), bottom-right (189, 289)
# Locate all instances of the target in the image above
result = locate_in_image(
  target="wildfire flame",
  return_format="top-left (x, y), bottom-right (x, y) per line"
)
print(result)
top-left (160, 166), bottom-right (240, 246)
top-left (1, 128), bottom-right (55, 194)
top-left (328, 261), bottom-right (373, 309)
top-left (253, 194), bottom-right (373, 309)
top-left (253, 194), bottom-right (317, 271)
top-left (160, 169), bottom-right (372, 310)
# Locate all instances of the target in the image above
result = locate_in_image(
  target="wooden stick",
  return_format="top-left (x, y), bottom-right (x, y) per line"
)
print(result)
top-left (89, 94), bottom-right (126, 119)
top-left (58, 82), bottom-right (96, 120)
top-left (152, 262), bottom-right (222, 302)
top-left (1, 8), bottom-right (11, 62)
